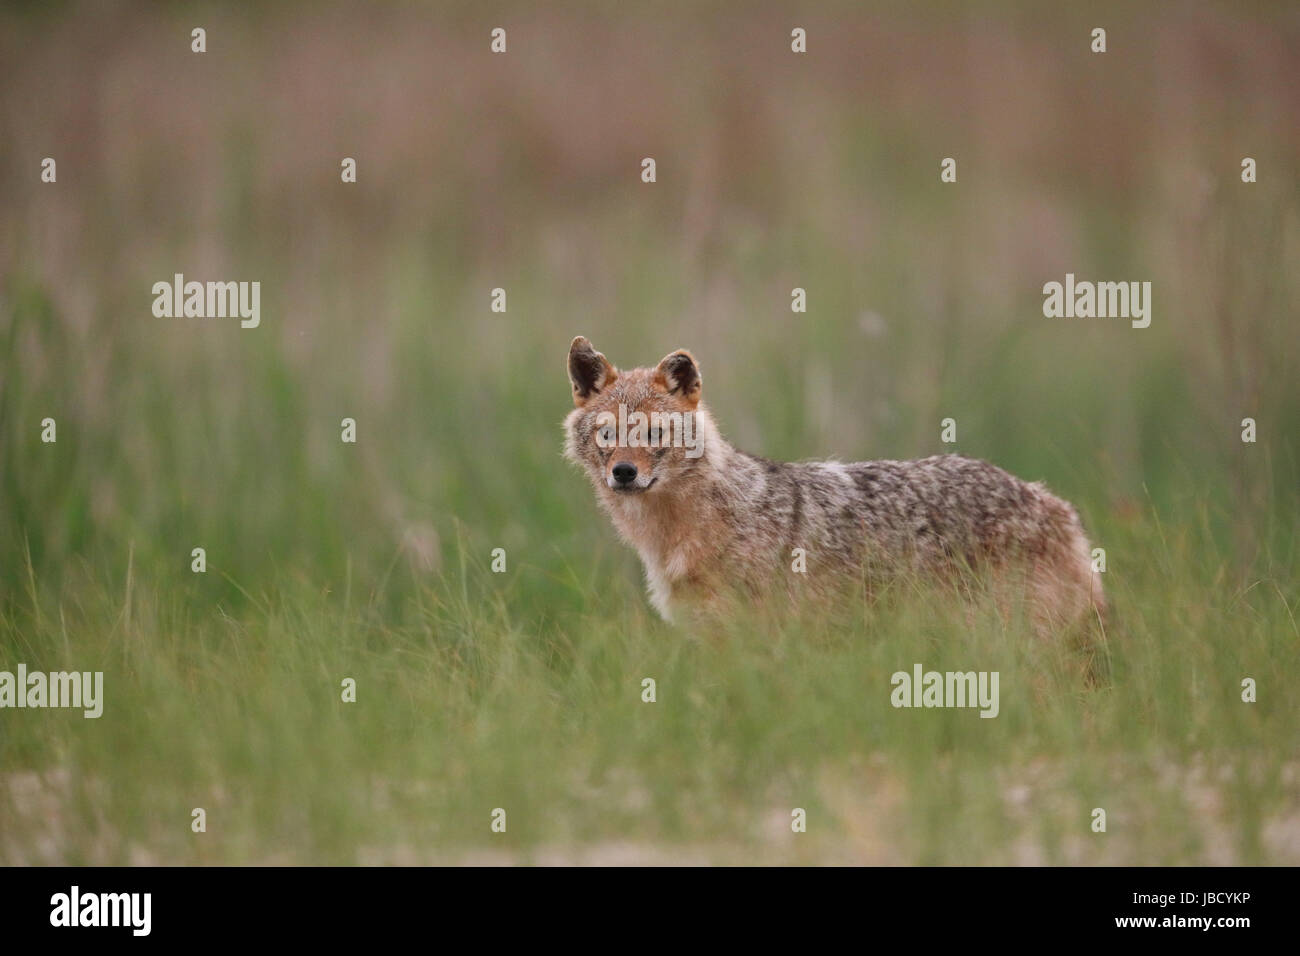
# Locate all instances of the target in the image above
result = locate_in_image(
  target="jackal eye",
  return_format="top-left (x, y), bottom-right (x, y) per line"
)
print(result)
top-left (596, 425), bottom-right (615, 445)
top-left (647, 427), bottom-right (663, 445)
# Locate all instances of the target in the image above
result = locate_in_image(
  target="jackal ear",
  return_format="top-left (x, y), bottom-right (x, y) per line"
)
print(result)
top-left (568, 336), bottom-right (617, 407)
top-left (654, 349), bottom-right (701, 406)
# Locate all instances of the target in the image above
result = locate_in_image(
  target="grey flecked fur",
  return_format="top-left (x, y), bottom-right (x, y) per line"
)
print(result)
top-left (564, 337), bottom-right (1106, 633)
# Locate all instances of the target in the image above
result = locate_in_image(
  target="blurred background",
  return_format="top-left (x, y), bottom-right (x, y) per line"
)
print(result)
top-left (1, 1), bottom-right (1297, 864)
top-left (3, 0), bottom-right (1298, 597)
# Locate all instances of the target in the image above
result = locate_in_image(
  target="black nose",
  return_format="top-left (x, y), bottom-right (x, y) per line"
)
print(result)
top-left (612, 462), bottom-right (637, 485)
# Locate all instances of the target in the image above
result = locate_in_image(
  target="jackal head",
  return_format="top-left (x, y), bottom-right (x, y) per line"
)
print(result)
top-left (563, 336), bottom-right (709, 496)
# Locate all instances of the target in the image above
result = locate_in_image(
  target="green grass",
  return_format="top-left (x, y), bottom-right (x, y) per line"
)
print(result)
top-left (1, 1), bottom-right (1298, 864)
top-left (1, 511), bottom-right (1296, 864)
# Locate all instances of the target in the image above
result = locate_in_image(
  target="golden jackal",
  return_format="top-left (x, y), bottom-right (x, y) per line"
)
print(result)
top-left (563, 336), bottom-right (1106, 633)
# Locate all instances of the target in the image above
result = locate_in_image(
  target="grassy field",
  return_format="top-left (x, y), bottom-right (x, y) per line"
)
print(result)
top-left (1, 2), bottom-right (1298, 864)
